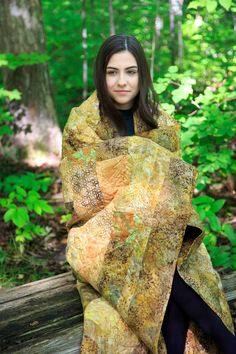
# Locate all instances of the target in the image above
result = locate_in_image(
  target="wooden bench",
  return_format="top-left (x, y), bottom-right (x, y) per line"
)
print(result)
top-left (1, 270), bottom-right (236, 353)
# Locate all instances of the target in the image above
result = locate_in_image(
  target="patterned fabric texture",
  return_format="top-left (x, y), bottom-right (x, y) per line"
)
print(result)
top-left (59, 90), bottom-right (234, 353)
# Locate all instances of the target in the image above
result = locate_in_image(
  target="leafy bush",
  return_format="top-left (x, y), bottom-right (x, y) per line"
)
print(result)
top-left (193, 195), bottom-right (236, 268)
top-left (188, 0), bottom-right (233, 12)
top-left (154, 65), bottom-right (236, 269)
top-left (0, 172), bottom-right (55, 253)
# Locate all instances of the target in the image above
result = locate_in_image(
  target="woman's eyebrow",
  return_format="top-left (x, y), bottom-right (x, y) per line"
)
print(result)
top-left (106, 66), bottom-right (138, 69)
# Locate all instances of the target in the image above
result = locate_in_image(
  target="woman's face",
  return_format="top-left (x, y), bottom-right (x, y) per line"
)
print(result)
top-left (105, 51), bottom-right (139, 109)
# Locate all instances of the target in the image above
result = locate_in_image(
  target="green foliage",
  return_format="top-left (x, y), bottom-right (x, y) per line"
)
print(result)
top-left (60, 212), bottom-right (72, 224)
top-left (154, 61), bottom-right (236, 269)
top-left (188, 0), bottom-right (234, 12)
top-left (193, 195), bottom-right (236, 268)
top-left (0, 243), bottom-right (57, 287)
top-left (0, 106), bottom-right (16, 137)
top-left (0, 246), bottom-right (7, 265)
top-left (154, 66), bottom-right (236, 191)
top-left (0, 172), bottom-right (55, 253)
top-left (0, 90), bottom-right (21, 141)
top-left (0, 53), bottom-right (49, 70)
top-left (0, 56), bottom-right (22, 139)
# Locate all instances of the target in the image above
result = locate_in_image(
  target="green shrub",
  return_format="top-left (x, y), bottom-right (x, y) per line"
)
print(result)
top-left (193, 195), bottom-right (236, 269)
top-left (0, 172), bottom-right (55, 254)
top-left (155, 65), bottom-right (236, 269)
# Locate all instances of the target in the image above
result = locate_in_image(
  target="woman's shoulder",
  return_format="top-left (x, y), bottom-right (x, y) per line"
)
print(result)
top-left (72, 90), bottom-right (99, 116)
top-left (64, 90), bottom-right (101, 131)
top-left (154, 105), bottom-right (181, 129)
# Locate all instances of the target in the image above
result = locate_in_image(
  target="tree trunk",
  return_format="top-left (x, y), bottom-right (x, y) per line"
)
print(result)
top-left (151, 1), bottom-right (163, 79)
top-left (109, 0), bottom-right (115, 36)
top-left (168, 0), bottom-right (184, 66)
top-left (0, 0), bottom-right (62, 166)
top-left (81, 0), bottom-right (88, 100)
top-left (177, 0), bottom-right (184, 67)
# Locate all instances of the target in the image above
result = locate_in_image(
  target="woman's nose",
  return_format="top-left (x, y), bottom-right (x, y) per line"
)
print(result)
top-left (117, 74), bottom-right (126, 86)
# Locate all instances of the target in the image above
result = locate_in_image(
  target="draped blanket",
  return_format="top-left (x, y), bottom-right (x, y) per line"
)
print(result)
top-left (59, 91), bottom-right (234, 353)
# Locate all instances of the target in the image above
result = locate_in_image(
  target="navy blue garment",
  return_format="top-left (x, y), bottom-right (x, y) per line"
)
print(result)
top-left (118, 108), bottom-right (135, 136)
top-left (162, 270), bottom-right (236, 354)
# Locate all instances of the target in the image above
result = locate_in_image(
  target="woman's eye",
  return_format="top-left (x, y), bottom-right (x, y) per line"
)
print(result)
top-left (127, 71), bottom-right (137, 75)
top-left (106, 71), bottom-right (116, 75)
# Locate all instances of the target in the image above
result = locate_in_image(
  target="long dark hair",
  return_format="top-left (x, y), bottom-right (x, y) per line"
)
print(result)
top-left (93, 34), bottom-right (160, 136)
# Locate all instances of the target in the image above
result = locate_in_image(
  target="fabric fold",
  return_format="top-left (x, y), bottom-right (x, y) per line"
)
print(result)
top-left (59, 91), bottom-right (234, 353)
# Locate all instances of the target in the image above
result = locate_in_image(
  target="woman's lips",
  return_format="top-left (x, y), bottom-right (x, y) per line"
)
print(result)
top-left (114, 91), bottom-right (130, 95)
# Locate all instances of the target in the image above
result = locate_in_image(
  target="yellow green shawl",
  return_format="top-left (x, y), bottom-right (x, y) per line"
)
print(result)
top-left (59, 90), bottom-right (234, 353)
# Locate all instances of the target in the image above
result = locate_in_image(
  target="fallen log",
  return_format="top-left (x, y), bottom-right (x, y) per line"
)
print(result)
top-left (0, 270), bottom-right (235, 353)
top-left (0, 272), bottom-right (83, 354)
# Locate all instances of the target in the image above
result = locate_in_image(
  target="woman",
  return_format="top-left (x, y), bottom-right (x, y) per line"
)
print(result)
top-left (59, 35), bottom-right (235, 353)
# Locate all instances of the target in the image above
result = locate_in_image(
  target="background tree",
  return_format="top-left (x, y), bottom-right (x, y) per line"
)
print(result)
top-left (0, 0), bottom-right (61, 166)
top-left (81, 0), bottom-right (88, 100)
top-left (109, 0), bottom-right (115, 35)
top-left (169, 0), bottom-right (184, 66)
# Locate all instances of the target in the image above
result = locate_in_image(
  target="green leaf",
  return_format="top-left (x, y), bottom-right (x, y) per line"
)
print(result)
top-left (206, 211), bottom-right (221, 232)
top-left (7, 208), bottom-right (30, 228)
top-left (210, 199), bottom-right (225, 213)
top-left (0, 53), bottom-right (50, 70)
top-left (212, 250), bottom-right (230, 267)
top-left (0, 198), bottom-right (8, 208)
top-left (3, 208), bottom-right (15, 222)
top-left (0, 125), bottom-right (13, 136)
top-left (0, 88), bottom-right (21, 100)
top-left (15, 235), bottom-right (25, 243)
top-left (203, 233), bottom-right (217, 246)
top-left (28, 190), bottom-right (40, 198)
top-left (153, 82), bottom-right (168, 94)
top-left (0, 57), bottom-right (8, 67)
top-left (192, 195), bottom-right (214, 205)
top-left (160, 103), bottom-right (175, 115)
top-left (15, 194), bottom-right (24, 203)
top-left (187, 1), bottom-right (201, 9)
top-left (9, 191), bottom-right (16, 200)
top-left (16, 186), bottom-right (27, 197)
top-left (33, 200), bottom-right (54, 215)
top-left (206, 1), bottom-right (217, 12)
top-left (22, 231), bottom-right (33, 240)
top-left (32, 225), bottom-right (45, 235)
top-left (38, 200), bottom-right (54, 214)
top-left (222, 224), bottom-right (236, 246)
top-left (168, 66), bottom-right (178, 73)
top-left (60, 213), bottom-right (72, 224)
top-left (219, 0), bottom-right (232, 11)
top-left (171, 84), bottom-right (193, 103)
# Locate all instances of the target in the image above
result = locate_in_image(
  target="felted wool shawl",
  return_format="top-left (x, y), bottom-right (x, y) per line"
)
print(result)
top-left (59, 90), bottom-right (234, 354)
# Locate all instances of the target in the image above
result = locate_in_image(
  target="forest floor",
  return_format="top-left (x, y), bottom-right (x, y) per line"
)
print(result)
top-left (0, 158), bottom-right (236, 330)
top-left (0, 158), bottom-right (70, 288)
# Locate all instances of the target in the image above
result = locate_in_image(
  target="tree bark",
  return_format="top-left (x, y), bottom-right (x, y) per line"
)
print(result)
top-left (168, 0), bottom-right (184, 66)
top-left (151, 1), bottom-right (163, 79)
top-left (81, 0), bottom-right (88, 100)
top-left (0, 0), bottom-right (62, 166)
top-left (109, 0), bottom-right (115, 36)
top-left (177, 1), bottom-right (184, 67)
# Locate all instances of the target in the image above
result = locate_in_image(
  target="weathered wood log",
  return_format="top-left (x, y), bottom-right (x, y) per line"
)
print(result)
top-left (0, 270), bottom-right (236, 353)
top-left (0, 272), bottom-right (83, 353)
